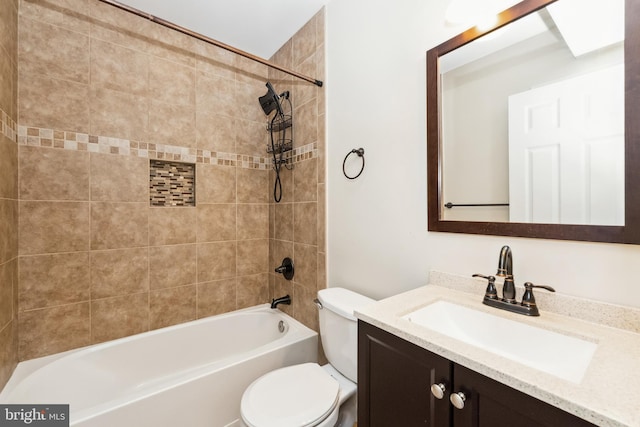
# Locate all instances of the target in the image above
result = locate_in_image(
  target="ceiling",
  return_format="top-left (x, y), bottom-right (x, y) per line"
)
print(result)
top-left (116, 0), bottom-right (330, 59)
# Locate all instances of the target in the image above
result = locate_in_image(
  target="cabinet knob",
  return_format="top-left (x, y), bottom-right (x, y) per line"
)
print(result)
top-left (430, 383), bottom-right (446, 399)
top-left (450, 392), bottom-right (466, 409)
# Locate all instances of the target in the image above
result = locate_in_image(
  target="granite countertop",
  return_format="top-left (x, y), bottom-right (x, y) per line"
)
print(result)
top-left (355, 272), bottom-right (640, 427)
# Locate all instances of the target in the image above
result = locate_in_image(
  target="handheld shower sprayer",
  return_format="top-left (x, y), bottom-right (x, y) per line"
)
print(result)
top-left (259, 82), bottom-right (284, 118)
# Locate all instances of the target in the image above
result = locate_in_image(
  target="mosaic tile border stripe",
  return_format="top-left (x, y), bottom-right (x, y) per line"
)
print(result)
top-left (1, 110), bottom-right (17, 143)
top-left (292, 142), bottom-right (318, 163)
top-left (17, 125), bottom-right (318, 169)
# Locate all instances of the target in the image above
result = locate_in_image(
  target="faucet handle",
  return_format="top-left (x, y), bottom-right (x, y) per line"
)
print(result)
top-left (275, 257), bottom-right (294, 280)
top-left (472, 274), bottom-right (498, 300)
top-left (521, 282), bottom-right (555, 308)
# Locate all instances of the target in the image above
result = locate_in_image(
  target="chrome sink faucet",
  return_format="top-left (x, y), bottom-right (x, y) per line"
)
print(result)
top-left (473, 245), bottom-right (555, 316)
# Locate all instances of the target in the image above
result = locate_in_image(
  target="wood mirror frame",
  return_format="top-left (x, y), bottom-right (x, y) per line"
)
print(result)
top-left (427, 0), bottom-right (640, 244)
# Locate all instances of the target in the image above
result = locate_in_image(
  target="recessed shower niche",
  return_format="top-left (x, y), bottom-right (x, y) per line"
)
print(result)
top-left (149, 160), bottom-right (196, 207)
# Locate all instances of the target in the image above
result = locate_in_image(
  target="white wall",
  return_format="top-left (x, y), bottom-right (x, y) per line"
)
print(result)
top-left (325, 0), bottom-right (640, 308)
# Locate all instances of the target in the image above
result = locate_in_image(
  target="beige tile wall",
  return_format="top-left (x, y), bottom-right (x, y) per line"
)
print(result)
top-left (0, 0), bottom-right (18, 391)
top-left (268, 10), bottom-right (327, 348)
top-left (15, 0), bottom-right (325, 362)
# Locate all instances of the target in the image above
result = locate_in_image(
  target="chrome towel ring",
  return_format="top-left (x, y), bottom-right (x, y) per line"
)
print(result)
top-left (343, 148), bottom-right (365, 180)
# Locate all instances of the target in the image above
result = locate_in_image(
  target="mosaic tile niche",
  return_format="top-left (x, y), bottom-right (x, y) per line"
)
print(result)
top-left (150, 160), bottom-right (196, 207)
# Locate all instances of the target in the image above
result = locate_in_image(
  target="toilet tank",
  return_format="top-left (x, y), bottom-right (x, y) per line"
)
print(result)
top-left (317, 288), bottom-right (375, 383)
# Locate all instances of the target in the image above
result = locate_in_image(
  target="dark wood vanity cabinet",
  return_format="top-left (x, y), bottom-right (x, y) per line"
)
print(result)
top-left (358, 321), bottom-right (596, 427)
top-left (357, 320), bottom-right (451, 426)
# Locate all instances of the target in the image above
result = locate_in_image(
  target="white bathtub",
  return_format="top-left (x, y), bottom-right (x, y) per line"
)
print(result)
top-left (0, 305), bottom-right (318, 427)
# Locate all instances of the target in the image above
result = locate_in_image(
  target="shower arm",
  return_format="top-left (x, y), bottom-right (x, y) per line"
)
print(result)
top-left (97, 0), bottom-right (324, 88)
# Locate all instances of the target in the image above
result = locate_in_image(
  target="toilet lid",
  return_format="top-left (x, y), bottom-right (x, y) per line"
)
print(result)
top-left (241, 363), bottom-right (340, 427)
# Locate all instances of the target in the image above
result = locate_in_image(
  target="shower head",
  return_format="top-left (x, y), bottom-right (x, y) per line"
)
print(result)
top-left (259, 82), bottom-right (284, 117)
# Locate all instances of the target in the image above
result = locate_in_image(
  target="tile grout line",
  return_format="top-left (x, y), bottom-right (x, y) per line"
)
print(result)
top-left (88, 114), bottom-right (93, 343)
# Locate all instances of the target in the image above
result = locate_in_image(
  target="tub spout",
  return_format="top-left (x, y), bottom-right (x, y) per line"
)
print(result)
top-left (271, 295), bottom-right (291, 309)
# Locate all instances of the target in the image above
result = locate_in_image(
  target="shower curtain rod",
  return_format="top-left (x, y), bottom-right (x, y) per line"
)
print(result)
top-left (97, 0), bottom-right (324, 87)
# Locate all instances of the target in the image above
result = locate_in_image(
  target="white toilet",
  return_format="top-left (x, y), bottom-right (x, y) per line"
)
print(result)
top-left (240, 287), bottom-right (375, 427)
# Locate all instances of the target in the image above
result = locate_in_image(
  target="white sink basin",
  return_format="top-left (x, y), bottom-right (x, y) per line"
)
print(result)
top-left (402, 300), bottom-right (597, 383)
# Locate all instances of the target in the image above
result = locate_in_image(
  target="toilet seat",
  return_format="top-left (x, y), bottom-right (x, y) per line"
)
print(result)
top-left (241, 363), bottom-right (340, 427)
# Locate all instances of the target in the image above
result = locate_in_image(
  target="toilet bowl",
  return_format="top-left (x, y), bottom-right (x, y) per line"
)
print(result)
top-left (241, 363), bottom-right (356, 427)
top-left (240, 288), bottom-right (374, 427)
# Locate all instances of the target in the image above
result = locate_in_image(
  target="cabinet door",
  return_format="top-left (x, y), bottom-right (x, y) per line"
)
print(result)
top-left (358, 321), bottom-right (452, 427)
top-left (452, 364), bottom-right (596, 427)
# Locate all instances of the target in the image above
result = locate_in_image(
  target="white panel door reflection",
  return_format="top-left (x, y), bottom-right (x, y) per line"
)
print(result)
top-left (508, 64), bottom-right (624, 225)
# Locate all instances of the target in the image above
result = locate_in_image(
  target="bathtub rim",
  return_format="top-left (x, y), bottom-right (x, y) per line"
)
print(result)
top-left (0, 304), bottom-right (317, 407)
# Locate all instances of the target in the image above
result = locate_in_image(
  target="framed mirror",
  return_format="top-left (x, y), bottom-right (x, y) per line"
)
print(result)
top-left (427, 0), bottom-right (640, 243)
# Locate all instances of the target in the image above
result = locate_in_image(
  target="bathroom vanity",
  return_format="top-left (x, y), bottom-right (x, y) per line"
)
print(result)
top-left (358, 321), bottom-right (594, 426)
top-left (356, 273), bottom-right (640, 427)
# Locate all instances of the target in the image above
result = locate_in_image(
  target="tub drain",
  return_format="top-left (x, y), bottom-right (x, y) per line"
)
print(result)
top-left (278, 320), bottom-right (286, 333)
